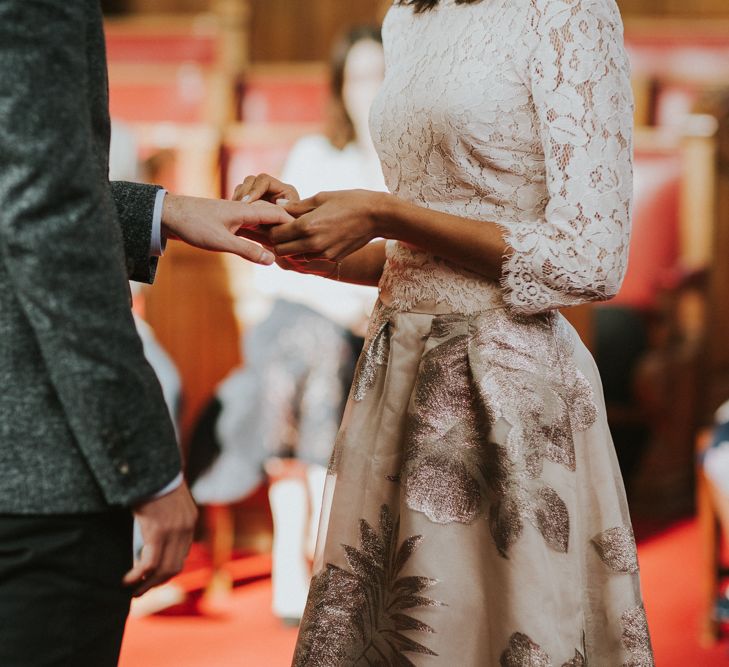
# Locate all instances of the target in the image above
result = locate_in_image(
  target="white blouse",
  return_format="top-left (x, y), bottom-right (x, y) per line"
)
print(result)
top-left (370, 0), bottom-right (634, 315)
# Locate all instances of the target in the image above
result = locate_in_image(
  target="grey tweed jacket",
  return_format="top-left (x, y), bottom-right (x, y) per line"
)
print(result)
top-left (0, 0), bottom-right (181, 513)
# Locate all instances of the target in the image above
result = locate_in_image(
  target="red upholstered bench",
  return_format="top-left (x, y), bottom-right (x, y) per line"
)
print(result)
top-left (108, 65), bottom-right (216, 124)
top-left (105, 29), bottom-right (219, 66)
top-left (610, 146), bottom-right (682, 309)
top-left (104, 14), bottom-right (245, 125)
top-left (240, 64), bottom-right (329, 124)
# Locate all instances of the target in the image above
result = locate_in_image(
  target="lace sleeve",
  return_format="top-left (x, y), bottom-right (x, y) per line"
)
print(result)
top-left (500, 0), bottom-right (634, 315)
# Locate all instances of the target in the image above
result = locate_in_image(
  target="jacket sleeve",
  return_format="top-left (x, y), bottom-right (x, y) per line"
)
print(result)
top-left (0, 0), bottom-right (180, 506)
top-left (499, 0), bottom-right (634, 315)
top-left (110, 180), bottom-right (162, 283)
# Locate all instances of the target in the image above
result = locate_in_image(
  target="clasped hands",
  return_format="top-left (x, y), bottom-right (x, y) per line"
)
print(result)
top-left (230, 173), bottom-right (385, 277)
top-left (159, 175), bottom-right (383, 273)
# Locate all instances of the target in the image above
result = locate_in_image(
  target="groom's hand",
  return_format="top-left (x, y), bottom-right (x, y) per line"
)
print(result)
top-left (161, 194), bottom-right (295, 263)
top-left (124, 482), bottom-right (198, 597)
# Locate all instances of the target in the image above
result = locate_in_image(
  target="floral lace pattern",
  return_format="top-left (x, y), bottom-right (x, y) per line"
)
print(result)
top-left (370, 0), bottom-right (634, 315)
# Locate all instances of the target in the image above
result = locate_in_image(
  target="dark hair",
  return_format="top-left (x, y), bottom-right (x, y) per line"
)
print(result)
top-left (396, 0), bottom-right (483, 12)
top-left (326, 25), bottom-right (383, 150)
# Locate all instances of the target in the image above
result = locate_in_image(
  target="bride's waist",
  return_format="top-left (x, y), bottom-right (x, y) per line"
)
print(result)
top-left (379, 248), bottom-right (505, 315)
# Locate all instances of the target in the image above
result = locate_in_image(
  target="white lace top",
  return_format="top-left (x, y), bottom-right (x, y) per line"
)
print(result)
top-left (370, 0), bottom-right (634, 315)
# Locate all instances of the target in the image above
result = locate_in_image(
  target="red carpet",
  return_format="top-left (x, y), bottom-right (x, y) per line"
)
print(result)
top-left (120, 518), bottom-right (729, 666)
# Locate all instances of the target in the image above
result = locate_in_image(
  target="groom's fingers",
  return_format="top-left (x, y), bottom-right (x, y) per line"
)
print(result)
top-left (133, 538), bottom-right (187, 597)
top-left (245, 200), bottom-right (295, 226)
top-left (123, 541), bottom-right (161, 590)
top-left (223, 235), bottom-right (275, 265)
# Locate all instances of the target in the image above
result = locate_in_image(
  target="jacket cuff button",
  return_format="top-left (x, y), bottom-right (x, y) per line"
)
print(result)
top-left (118, 462), bottom-right (131, 476)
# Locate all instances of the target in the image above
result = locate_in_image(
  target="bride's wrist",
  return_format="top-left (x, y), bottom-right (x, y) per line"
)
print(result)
top-left (372, 192), bottom-right (405, 240)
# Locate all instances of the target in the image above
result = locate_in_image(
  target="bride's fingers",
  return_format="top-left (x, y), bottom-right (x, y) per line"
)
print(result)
top-left (269, 219), bottom-right (308, 244)
top-left (235, 174), bottom-right (301, 205)
top-left (243, 175), bottom-right (277, 203)
top-left (274, 237), bottom-right (322, 258)
top-left (284, 198), bottom-right (318, 218)
top-left (236, 226), bottom-right (274, 248)
top-left (233, 176), bottom-right (257, 202)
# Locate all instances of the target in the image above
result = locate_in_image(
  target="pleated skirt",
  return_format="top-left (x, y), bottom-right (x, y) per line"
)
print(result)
top-left (293, 300), bottom-right (654, 667)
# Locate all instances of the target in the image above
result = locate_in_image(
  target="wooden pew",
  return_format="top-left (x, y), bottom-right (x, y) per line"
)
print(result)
top-left (626, 102), bottom-right (727, 516)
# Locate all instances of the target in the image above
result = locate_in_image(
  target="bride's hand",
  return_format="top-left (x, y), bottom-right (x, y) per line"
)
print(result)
top-left (233, 173), bottom-right (300, 205)
top-left (273, 189), bottom-right (387, 262)
top-left (274, 255), bottom-right (340, 278)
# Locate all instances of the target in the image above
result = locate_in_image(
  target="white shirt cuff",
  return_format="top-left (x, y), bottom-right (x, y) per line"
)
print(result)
top-left (150, 189), bottom-right (167, 257)
top-left (150, 471), bottom-right (184, 500)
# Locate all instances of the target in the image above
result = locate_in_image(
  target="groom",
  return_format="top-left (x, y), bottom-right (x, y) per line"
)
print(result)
top-left (0, 1), bottom-right (289, 665)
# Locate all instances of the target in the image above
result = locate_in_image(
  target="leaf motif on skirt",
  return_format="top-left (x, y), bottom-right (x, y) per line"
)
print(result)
top-left (532, 486), bottom-right (570, 553)
top-left (591, 526), bottom-right (640, 574)
top-left (500, 632), bottom-right (586, 667)
top-left (621, 604), bottom-right (655, 667)
top-left (351, 303), bottom-right (394, 402)
top-left (403, 326), bottom-right (489, 524)
top-left (396, 308), bottom-right (597, 557)
top-left (499, 632), bottom-right (553, 667)
top-left (489, 493), bottom-right (526, 557)
top-left (562, 649), bottom-right (587, 667)
top-left (293, 504), bottom-right (441, 667)
top-left (471, 311), bottom-right (597, 481)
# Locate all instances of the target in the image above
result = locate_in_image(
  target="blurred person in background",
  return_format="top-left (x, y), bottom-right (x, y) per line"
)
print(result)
top-left (238, 0), bottom-right (654, 663)
top-left (188, 25), bottom-right (386, 623)
top-left (703, 400), bottom-right (729, 624)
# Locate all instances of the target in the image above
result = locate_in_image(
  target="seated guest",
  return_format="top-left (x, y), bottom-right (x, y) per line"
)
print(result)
top-left (703, 400), bottom-right (729, 622)
top-left (188, 25), bottom-right (386, 622)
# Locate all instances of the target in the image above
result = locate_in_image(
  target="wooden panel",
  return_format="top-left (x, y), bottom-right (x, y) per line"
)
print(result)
top-left (248, 0), bottom-right (383, 62)
top-left (620, 0), bottom-right (729, 16)
top-left (110, 0), bottom-right (729, 21)
top-left (703, 91), bottom-right (729, 412)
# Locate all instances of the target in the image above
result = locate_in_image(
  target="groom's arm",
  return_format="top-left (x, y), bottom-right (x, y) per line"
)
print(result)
top-left (110, 180), bottom-right (165, 283)
top-left (0, 0), bottom-right (182, 505)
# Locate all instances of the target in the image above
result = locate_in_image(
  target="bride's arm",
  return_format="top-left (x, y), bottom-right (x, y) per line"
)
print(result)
top-left (275, 239), bottom-right (387, 287)
top-left (276, 190), bottom-right (507, 281)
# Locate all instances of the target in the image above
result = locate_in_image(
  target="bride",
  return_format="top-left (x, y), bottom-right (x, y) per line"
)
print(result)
top-left (239, 0), bottom-right (653, 663)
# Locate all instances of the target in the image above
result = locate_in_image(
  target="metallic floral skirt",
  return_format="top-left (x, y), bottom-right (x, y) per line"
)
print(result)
top-left (293, 300), bottom-right (655, 667)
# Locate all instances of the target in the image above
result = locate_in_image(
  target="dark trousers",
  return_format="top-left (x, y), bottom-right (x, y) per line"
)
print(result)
top-left (0, 511), bottom-right (134, 667)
